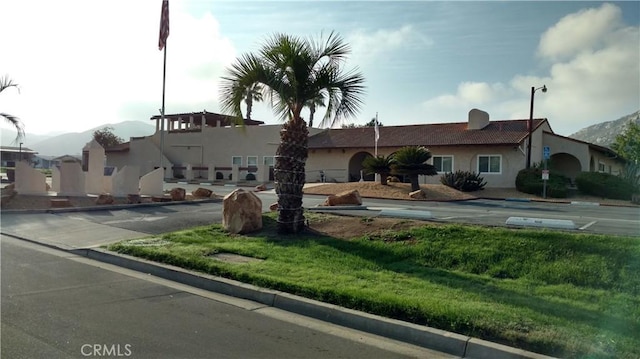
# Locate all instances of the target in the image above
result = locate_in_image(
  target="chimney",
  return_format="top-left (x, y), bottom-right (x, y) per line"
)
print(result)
top-left (467, 109), bottom-right (490, 130)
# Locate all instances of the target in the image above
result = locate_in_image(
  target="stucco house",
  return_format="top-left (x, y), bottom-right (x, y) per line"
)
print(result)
top-left (306, 109), bottom-right (625, 187)
top-left (104, 109), bottom-right (624, 189)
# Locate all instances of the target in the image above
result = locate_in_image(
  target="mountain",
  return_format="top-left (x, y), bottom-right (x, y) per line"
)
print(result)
top-left (1, 131), bottom-right (53, 147)
top-left (569, 110), bottom-right (640, 147)
top-left (25, 121), bottom-right (156, 156)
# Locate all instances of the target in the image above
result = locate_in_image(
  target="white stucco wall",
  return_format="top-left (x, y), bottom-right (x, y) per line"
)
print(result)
top-left (107, 125), bottom-right (324, 180)
top-left (307, 145), bottom-right (526, 188)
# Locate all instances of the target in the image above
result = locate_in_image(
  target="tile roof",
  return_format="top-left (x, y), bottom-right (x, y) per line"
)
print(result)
top-left (308, 119), bottom-right (547, 149)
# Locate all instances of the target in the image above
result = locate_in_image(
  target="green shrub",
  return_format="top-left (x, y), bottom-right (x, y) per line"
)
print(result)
top-left (575, 172), bottom-right (635, 200)
top-left (515, 168), bottom-right (569, 198)
top-left (216, 172), bottom-right (224, 180)
top-left (440, 170), bottom-right (487, 192)
top-left (246, 173), bottom-right (256, 181)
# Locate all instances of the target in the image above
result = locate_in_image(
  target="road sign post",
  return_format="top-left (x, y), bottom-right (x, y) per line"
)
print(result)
top-left (542, 147), bottom-right (550, 199)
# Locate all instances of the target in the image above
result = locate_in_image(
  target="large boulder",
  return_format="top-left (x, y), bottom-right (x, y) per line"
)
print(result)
top-left (170, 187), bottom-right (186, 201)
top-left (409, 189), bottom-right (426, 199)
top-left (222, 188), bottom-right (263, 234)
top-left (96, 194), bottom-right (114, 205)
top-left (192, 187), bottom-right (213, 198)
top-left (322, 189), bottom-right (362, 206)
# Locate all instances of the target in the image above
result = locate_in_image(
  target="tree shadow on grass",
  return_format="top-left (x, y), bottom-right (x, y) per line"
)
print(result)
top-left (257, 217), bottom-right (640, 344)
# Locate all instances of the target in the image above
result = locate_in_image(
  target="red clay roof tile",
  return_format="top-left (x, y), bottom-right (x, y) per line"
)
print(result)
top-left (308, 119), bottom-right (547, 148)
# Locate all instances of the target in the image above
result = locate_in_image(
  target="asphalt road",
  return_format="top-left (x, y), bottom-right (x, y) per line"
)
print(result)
top-left (1, 235), bottom-right (453, 359)
top-left (51, 183), bottom-right (640, 237)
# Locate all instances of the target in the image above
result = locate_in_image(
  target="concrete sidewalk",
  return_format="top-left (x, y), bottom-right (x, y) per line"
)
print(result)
top-left (0, 211), bottom-right (556, 359)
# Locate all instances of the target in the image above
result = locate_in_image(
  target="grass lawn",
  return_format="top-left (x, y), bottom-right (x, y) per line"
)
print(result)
top-left (108, 212), bottom-right (640, 359)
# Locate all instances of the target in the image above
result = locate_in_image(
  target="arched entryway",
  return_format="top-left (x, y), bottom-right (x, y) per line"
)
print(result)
top-left (549, 153), bottom-right (582, 181)
top-left (348, 152), bottom-right (374, 182)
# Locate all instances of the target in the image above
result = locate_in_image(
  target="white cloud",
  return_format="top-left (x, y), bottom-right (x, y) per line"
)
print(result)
top-left (347, 25), bottom-right (431, 65)
top-left (420, 3), bottom-right (639, 135)
top-left (421, 82), bottom-right (509, 120)
top-left (537, 3), bottom-right (622, 61)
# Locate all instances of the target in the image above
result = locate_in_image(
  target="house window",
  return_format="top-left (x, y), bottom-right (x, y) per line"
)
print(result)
top-left (263, 156), bottom-right (275, 167)
top-left (247, 156), bottom-right (258, 166)
top-left (231, 156), bottom-right (242, 166)
top-left (433, 156), bottom-right (453, 173)
top-left (478, 155), bottom-right (501, 174)
top-left (598, 162), bottom-right (605, 172)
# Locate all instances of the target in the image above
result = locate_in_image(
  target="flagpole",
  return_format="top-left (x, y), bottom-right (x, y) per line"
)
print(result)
top-left (158, 0), bottom-right (169, 179)
top-left (160, 44), bottom-right (166, 177)
top-left (374, 112), bottom-right (378, 157)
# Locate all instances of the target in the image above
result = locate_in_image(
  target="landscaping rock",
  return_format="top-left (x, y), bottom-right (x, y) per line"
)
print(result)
top-left (96, 194), bottom-right (114, 205)
top-left (192, 187), bottom-right (213, 198)
top-left (255, 184), bottom-right (267, 192)
top-left (170, 187), bottom-right (186, 201)
top-left (409, 189), bottom-right (426, 199)
top-left (127, 194), bottom-right (141, 204)
top-left (222, 188), bottom-right (263, 234)
top-left (269, 202), bottom-right (279, 211)
top-left (151, 196), bottom-right (172, 202)
top-left (322, 189), bottom-right (362, 206)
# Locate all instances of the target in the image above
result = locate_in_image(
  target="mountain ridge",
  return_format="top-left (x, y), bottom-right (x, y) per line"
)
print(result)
top-left (569, 110), bottom-right (639, 147)
top-left (1, 121), bottom-right (155, 156)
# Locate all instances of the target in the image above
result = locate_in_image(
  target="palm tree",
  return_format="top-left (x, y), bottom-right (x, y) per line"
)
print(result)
top-left (362, 154), bottom-right (394, 185)
top-left (233, 82), bottom-right (263, 120)
top-left (304, 93), bottom-right (325, 128)
top-left (220, 32), bottom-right (365, 234)
top-left (391, 146), bottom-right (438, 192)
top-left (1, 76), bottom-right (24, 142)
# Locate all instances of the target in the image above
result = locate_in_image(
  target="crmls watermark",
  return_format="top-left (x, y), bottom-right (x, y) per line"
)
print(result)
top-left (80, 344), bottom-right (133, 357)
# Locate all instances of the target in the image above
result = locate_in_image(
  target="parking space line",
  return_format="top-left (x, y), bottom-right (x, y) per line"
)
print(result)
top-left (579, 221), bottom-right (597, 230)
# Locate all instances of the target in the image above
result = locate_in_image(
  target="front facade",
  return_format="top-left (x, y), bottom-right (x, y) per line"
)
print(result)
top-left (306, 109), bottom-right (625, 187)
top-left (105, 110), bottom-right (625, 188)
top-left (106, 111), bottom-right (323, 181)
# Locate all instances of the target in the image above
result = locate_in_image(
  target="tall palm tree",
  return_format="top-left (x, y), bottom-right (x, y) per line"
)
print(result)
top-left (1, 76), bottom-right (24, 142)
top-left (392, 146), bottom-right (438, 191)
top-left (220, 32), bottom-right (365, 234)
top-left (304, 93), bottom-right (325, 128)
top-left (233, 82), bottom-right (263, 120)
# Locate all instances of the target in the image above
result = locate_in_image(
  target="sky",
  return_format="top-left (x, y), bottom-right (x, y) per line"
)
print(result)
top-left (1, 1), bottom-right (638, 139)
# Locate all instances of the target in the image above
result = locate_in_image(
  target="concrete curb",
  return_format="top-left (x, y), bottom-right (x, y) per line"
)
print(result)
top-left (72, 247), bottom-right (556, 359)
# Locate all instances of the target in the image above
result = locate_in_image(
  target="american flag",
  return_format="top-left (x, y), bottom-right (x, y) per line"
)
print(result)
top-left (158, 0), bottom-right (169, 50)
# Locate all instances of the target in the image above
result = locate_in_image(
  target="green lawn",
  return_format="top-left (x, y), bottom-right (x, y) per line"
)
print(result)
top-left (108, 212), bottom-right (640, 359)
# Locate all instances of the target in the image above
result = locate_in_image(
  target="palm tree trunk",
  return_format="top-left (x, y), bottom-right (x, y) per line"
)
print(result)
top-left (274, 118), bottom-right (308, 234)
top-left (409, 175), bottom-right (420, 192)
top-left (380, 172), bottom-right (388, 185)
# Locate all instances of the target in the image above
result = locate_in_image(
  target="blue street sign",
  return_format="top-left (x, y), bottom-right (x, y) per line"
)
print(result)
top-left (543, 146), bottom-right (550, 160)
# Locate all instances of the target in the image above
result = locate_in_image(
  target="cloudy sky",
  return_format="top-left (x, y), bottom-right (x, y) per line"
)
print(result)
top-left (1, 1), bottom-right (638, 139)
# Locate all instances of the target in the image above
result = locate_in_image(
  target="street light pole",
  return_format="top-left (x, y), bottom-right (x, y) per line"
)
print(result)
top-left (526, 85), bottom-right (547, 169)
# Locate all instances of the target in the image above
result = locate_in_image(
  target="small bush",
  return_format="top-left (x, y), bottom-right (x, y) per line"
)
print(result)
top-left (515, 168), bottom-right (569, 198)
top-left (246, 173), bottom-right (256, 181)
top-left (575, 172), bottom-right (635, 200)
top-left (174, 173), bottom-right (185, 179)
top-left (440, 170), bottom-right (487, 192)
top-left (216, 172), bottom-right (223, 180)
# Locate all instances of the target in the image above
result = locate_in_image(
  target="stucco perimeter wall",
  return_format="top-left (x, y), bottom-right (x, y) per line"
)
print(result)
top-left (107, 137), bottom-right (169, 176)
top-left (307, 145), bottom-right (526, 188)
